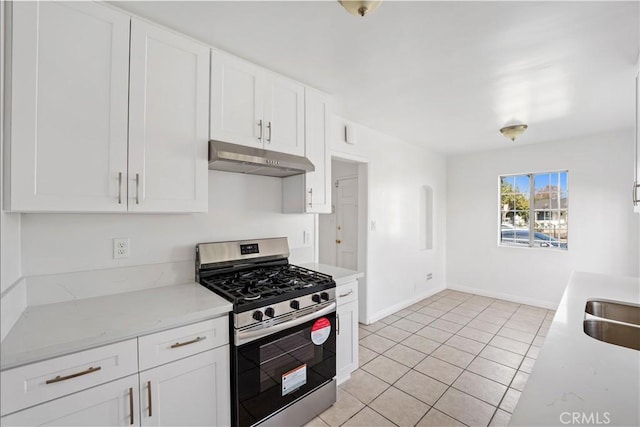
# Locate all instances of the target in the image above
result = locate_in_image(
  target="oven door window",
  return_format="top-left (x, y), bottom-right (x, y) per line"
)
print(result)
top-left (235, 312), bottom-right (336, 426)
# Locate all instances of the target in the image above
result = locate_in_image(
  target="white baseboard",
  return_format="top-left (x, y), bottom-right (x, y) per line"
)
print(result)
top-left (365, 285), bottom-right (446, 324)
top-left (446, 283), bottom-right (558, 310)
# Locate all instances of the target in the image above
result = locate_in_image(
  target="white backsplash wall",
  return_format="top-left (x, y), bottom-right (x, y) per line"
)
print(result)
top-left (20, 171), bottom-right (315, 277)
top-left (446, 129), bottom-right (639, 308)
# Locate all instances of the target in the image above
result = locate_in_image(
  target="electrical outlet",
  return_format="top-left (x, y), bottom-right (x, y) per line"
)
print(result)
top-left (426, 273), bottom-right (433, 281)
top-left (113, 238), bottom-right (129, 259)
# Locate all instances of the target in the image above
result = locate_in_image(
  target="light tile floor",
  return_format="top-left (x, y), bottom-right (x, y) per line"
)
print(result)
top-left (306, 289), bottom-right (554, 427)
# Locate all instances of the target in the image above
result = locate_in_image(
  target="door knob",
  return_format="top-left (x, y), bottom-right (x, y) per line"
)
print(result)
top-left (336, 240), bottom-right (342, 244)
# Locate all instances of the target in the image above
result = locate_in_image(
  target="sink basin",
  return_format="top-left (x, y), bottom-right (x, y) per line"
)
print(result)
top-left (585, 300), bottom-right (640, 326)
top-left (583, 320), bottom-right (640, 351)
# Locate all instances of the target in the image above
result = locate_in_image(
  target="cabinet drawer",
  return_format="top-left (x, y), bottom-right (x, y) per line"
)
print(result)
top-left (0, 339), bottom-right (138, 417)
top-left (138, 317), bottom-right (229, 371)
top-left (337, 281), bottom-right (358, 305)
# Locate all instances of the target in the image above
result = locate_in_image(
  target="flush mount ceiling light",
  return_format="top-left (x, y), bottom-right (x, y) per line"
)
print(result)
top-left (500, 124), bottom-right (528, 142)
top-left (339, 0), bottom-right (382, 17)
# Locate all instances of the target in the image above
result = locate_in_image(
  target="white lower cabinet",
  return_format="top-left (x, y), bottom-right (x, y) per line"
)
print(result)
top-left (336, 280), bottom-right (359, 384)
top-left (0, 375), bottom-right (140, 426)
top-left (0, 318), bottom-right (231, 427)
top-left (139, 347), bottom-right (230, 427)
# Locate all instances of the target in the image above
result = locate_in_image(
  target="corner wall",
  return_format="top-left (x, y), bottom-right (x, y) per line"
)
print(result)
top-left (330, 115), bottom-right (448, 322)
top-left (446, 130), bottom-right (639, 308)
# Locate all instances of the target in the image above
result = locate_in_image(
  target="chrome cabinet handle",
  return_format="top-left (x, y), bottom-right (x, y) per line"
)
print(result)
top-left (128, 387), bottom-right (134, 425)
top-left (135, 174), bottom-right (140, 204)
top-left (258, 119), bottom-right (263, 141)
top-left (267, 121), bottom-right (272, 143)
top-left (634, 182), bottom-right (639, 205)
top-left (45, 366), bottom-right (102, 384)
top-left (339, 290), bottom-right (354, 298)
top-left (170, 336), bottom-right (206, 348)
top-left (118, 172), bottom-right (123, 204)
top-left (308, 188), bottom-right (313, 208)
top-left (147, 381), bottom-right (152, 417)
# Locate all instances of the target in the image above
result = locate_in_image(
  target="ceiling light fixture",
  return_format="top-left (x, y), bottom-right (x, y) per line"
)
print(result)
top-left (339, 0), bottom-right (382, 17)
top-left (500, 124), bottom-right (528, 142)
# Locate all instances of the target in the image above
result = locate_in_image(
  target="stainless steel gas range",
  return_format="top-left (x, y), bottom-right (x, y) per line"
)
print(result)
top-left (196, 237), bottom-right (337, 427)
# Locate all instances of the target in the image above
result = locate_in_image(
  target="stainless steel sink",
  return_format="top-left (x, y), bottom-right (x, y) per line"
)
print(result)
top-left (583, 320), bottom-right (640, 351)
top-left (585, 300), bottom-right (640, 326)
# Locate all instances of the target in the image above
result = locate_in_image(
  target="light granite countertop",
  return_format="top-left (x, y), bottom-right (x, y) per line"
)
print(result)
top-left (0, 283), bottom-right (232, 371)
top-left (510, 271), bottom-right (640, 426)
top-left (300, 263), bottom-right (364, 286)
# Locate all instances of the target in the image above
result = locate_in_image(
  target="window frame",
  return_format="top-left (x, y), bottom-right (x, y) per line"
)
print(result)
top-left (498, 170), bottom-right (568, 250)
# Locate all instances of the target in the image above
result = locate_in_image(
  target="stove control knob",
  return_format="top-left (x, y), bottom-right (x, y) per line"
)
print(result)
top-left (252, 311), bottom-right (264, 321)
top-left (312, 294), bottom-right (321, 304)
top-left (290, 300), bottom-right (300, 310)
top-left (321, 292), bottom-right (330, 301)
top-left (265, 307), bottom-right (275, 318)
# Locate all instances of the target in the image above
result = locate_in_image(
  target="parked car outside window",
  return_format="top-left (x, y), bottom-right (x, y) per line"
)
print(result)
top-left (500, 228), bottom-right (567, 249)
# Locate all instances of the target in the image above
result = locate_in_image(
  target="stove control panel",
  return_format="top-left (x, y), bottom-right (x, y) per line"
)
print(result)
top-left (235, 288), bottom-right (336, 329)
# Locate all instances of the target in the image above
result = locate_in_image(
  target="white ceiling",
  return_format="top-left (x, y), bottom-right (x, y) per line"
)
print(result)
top-left (114, 1), bottom-right (640, 155)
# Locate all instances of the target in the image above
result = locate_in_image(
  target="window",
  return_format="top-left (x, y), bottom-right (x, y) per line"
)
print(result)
top-left (500, 171), bottom-right (568, 249)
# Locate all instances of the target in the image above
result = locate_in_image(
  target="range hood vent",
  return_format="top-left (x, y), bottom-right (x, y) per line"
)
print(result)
top-left (208, 140), bottom-right (314, 178)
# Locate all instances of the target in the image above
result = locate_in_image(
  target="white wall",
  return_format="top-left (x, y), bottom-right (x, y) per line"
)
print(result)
top-left (20, 171), bottom-right (315, 276)
top-left (330, 115), bottom-right (448, 322)
top-left (1, 2), bottom-right (26, 340)
top-left (446, 130), bottom-right (639, 308)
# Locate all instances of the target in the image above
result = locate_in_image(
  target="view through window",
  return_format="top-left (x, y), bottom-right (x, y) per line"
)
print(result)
top-left (500, 171), bottom-right (568, 249)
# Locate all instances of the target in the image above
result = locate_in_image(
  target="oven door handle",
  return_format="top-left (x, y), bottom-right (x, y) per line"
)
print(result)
top-left (236, 302), bottom-right (337, 346)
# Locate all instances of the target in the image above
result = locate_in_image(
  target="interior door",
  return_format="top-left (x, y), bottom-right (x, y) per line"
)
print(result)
top-left (128, 19), bottom-right (209, 213)
top-left (336, 177), bottom-right (358, 270)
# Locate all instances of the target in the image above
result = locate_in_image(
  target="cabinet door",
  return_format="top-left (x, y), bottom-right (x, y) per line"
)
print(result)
top-left (139, 346), bottom-right (230, 427)
top-left (210, 50), bottom-right (265, 148)
top-left (0, 375), bottom-right (139, 426)
top-left (7, 1), bottom-right (130, 212)
top-left (264, 74), bottom-right (305, 156)
top-left (128, 20), bottom-right (209, 213)
top-left (304, 88), bottom-right (331, 213)
top-left (337, 299), bottom-right (359, 384)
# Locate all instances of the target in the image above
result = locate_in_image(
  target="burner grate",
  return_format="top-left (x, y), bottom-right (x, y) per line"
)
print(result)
top-left (200, 264), bottom-right (335, 312)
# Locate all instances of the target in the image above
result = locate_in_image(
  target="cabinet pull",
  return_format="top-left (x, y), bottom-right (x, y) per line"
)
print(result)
top-left (45, 366), bottom-right (102, 384)
top-left (170, 336), bottom-right (206, 349)
top-left (267, 121), bottom-right (272, 143)
top-left (339, 290), bottom-right (354, 298)
top-left (118, 172), bottom-right (123, 204)
top-left (135, 173), bottom-right (140, 204)
top-left (308, 188), bottom-right (313, 208)
top-left (129, 387), bottom-right (134, 425)
top-left (337, 313), bottom-right (340, 335)
top-left (634, 182), bottom-right (639, 204)
top-left (258, 119), bottom-right (263, 141)
top-left (147, 381), bottom-right (152, 417)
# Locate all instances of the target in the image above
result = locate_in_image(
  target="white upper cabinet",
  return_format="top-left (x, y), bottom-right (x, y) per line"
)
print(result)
top-left (5, 1), bottom-right (130, 212)
top-left (210, 50), bottom-right (304, 155)
top-left (210, 50), bottom-right (265, 148)
top-left (5, 2), bottom-right (209, 213)
top-left (282, 88), bottom-right (331, 214)
top-left (264, 74), bottom-right (305, 155)
top-left (128, 19), bottom-right (209, 213)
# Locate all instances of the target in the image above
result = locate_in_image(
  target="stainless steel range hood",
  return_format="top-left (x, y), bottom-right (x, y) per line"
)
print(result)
top-left (208, 140), bottom-right (314, 177)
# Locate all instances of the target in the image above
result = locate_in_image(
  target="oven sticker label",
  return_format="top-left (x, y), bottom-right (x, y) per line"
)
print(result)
top-left (311, 317), bottom-right (331, 345)
top-left (282, 364), bottom-right (307, 396)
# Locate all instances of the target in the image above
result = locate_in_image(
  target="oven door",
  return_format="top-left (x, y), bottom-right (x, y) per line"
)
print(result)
top-left (233, 304), bottom-right (337, 427)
